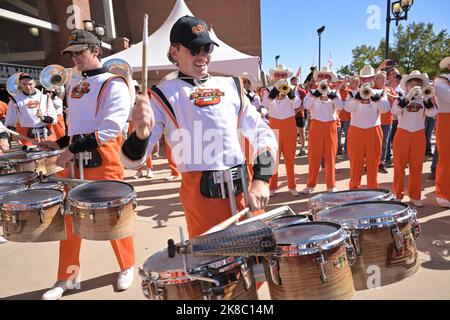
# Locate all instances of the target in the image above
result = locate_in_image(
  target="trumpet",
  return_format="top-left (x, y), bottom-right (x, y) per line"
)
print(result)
top-left (318, 80), bottom-right (331, 95)
top-left (423, 85), bottom-right (435, 99)
top-left (359, 84), bottom-right (374, 100)
top-left (276, 79), bottom-right (291, 95)
top-left (40, 64), bottom-right (70, 91)
top-left (6, 73), bottom-right (21, 96)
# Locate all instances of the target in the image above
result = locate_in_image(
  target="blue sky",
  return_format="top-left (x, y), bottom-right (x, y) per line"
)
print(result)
top-left (261, 0), bottom-right (450, 79)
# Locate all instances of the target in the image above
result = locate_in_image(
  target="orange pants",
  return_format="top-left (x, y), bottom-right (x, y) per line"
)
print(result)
top-left (165, 139), bottom-right (180, 177)
top-left (269, 117), bottom-right (297, 190)
top-left (393, 128), bottom-right (425, 201)
top-left (307, 120), bottom-right (337, 189)
top-left (180, 171), bottom-right (246, 238)
top-left (53, 114), bottom-right (66, 140)
top-left (436, 113), bottom-right (450, 201)
top-left (58, 140), bottom-right (135, 281)
top-left (16, 123), bottom-right (56, 146)
top-left (348, 125), bottom-right (382, 189)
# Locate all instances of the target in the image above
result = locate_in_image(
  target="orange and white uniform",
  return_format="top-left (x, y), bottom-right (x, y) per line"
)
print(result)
top-left (55, 68), bottom-right (134, 281)
top-left (261, 88), bottom-right (301, 192)
top-left (0, 100), bottom-right (7, 121)
top-left (303, 91), bottom-right (344, 189)
top-left (52, 96), bottom-right (66, 140)
top-left (435, 74), bottom-right (450, 202)
top-left (6, 89), bottom-right (57, 145)
top-left (345, 91), bottom-right (390, 189)
top-left (392, 98), bottom-right (437, 201)
top-left (121, 75), bottom-right (277, 237)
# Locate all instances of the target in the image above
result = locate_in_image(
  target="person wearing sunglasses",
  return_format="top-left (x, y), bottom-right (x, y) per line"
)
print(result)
top-left (39, 29), bottom-right (136, 300)
top-left (121, 15), bottom-right (278, 238)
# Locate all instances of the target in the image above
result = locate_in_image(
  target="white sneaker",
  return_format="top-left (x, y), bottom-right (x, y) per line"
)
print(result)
top-left (165, 175), bottom-right (178, 181)
top-left (146, 169), bottom-right (154, 179)
top-left (436, 197), bottom-right (450, 208)
top-left (117, 267), bottom-right (134, 291)
top-left (0, 235), bottom-right (7, 244)
top-left (269, 190), bottom-right (276, 198)
top-left (41, 280), bottom-right (77, 300)
top-left (133, 170), bottom-right (144, 179)
top-left (301, 187), bottom-right (315, 194)
top-left (409, 199), bottom-right (424, 208)
top-left (327, 187), bottom-right (337, 192)
top-left (289, 189), bottom-right (299, 197)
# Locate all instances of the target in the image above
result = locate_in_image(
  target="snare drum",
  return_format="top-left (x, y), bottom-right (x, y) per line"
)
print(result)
top-left (1, 189), bottom-right (66, 242)
top-left (0, 161), bottom-right (16, 175)
top-left (315, 201), bottom-right (420, 290)
top-left (308, 189), bottom-right (395, 220)
top-left (29, 181), bottom-right (65, 191)
top-left (0, 172), bottom-right (39, 186)
top-left (263, 222), bottom-right (355, 300)
top-left (69, 181), bottom-right (137, 240)
top-left (140, 248), bottom-right (257, 300)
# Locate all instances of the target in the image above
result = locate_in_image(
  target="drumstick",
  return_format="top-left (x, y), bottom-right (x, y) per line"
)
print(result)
top-left (141, 14), bottom-right (149, 95)
top-left (202, 208), bottom-right (251, 235)
top-left (5, 128), bottom-right (37, 145)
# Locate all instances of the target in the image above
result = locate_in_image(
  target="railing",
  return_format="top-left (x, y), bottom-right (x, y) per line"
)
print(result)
top-left (0, 63), bottom-right (43, 84)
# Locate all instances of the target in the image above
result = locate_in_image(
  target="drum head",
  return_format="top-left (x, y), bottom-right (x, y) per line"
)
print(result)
top-left (268, 215), bottom-right (309, 228)
top-left (69, 180), bottom-right (134, 204)
top-left (311, 189), bottom-right (392, 205)
top-left (0, 183), bottom-right (26, 202)
top-left (144, 248), bottom-right (231, 274)
top-left (30, 181), bottom-right (63, 190)
top-left (316, 201), bottom-right (410, 228)
top-left (2, 189), bottom-right (64, 209)
top-left (0, 172), bottom-right (37, 184)
top-left (274, 222), bottom-right (341, 245)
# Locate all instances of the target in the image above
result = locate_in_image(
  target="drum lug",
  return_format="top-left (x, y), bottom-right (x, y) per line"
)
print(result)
top-left (412, 218), bottom-right (421, 239)
top-left (149, 280), bottom-right (166, 300)
top-left (350, 229), bottom-right (362, 256)
top-left (267, 257), bottom-right (281, 286)
top-left (391, 225), bottom-right (404, 252)
top-left (38, 207), bottom-right (45, 224)
top-left (202, 285), bottom-right (225, 300)
top-left (316, 253), bottom-right (329, 283)
top-left (132, 198), bottom-right (138, 210)
top-left (346, 243), bottom-right (357, 266)
top-left (12, 211), bottom-right (19, 226)
top-left (240, 262), bottom-right (253, 291)
top-left (89, 209), bottom-right (96, 223)
top-left (116, 206), bottom-right (123, 219)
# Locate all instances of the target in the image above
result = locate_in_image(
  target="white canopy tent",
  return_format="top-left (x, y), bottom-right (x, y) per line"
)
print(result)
top-left (102, 0), bottom-right (262, 83)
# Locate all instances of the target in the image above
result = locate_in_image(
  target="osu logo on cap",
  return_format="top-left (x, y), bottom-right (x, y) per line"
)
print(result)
top-left (68, 34), bottom-right (77, 41)
top-left (192, 24), bottom-right (206, 34)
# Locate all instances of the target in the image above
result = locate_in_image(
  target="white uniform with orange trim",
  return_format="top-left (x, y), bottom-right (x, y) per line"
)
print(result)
top-left (391, 98), bottom-right (437, 201)
top-left (345, 91), bottom-right (390, 189)
top-left (121, 75), bottom-right (277, 237)
top-left (56, 70), bottom-right (135, 282)
top-left (435, 74), bottom-right (450, 202)
top-left (303, 92), bottom-right (343, 189)
top-left (260, 88), bottom-right (301, 191)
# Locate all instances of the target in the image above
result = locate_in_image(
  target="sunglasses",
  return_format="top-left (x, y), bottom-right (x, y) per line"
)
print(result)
top-left (70, 47), bottom-right (89, 58)
top-left (186, 43), bottom-right (214, 56)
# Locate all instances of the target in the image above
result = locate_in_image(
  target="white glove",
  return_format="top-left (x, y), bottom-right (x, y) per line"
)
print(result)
top-left (406, 86), bottom-right (424, 102)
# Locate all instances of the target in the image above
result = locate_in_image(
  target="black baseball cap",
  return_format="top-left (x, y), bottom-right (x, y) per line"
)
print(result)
top-left (170, 16), bottom-right (219, 53)
top-left (19, 73), bottom-right (33, 81)
top-left (62, 29), bottom-right (101, 54)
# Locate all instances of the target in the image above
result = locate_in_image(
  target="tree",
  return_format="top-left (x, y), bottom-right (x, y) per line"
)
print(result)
top-left (340, 22), bottom-right (449, 78)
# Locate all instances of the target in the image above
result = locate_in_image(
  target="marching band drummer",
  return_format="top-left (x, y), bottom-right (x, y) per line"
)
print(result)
top-left (391, 70), bottom-right (437, 207)
top-left (1, 73), bottom-right (57, 148)
top-left (261, 64), bottom-right (301, 197)
top-left (435, 56), bottom-right (450, 208)
top-left (301, 66), bottom-right (343, 194)
top-left (121, 15), bottom-right (278, 238)
top-left (345, 65), bottom-right (390, 189)
top-left (38, 29), bottom-right (135, 300)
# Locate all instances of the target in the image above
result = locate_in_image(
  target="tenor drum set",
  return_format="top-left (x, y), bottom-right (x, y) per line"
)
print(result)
top-left (140, 188), bottom-right (422, 301)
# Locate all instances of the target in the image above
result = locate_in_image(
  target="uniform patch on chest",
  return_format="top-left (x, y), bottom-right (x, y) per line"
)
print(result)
top-left (26, 100), bottom-right (40, 109)
top-left (189, 88), bottom-right (225, 107)
top-left (71, 82), bottom-right (91, 99)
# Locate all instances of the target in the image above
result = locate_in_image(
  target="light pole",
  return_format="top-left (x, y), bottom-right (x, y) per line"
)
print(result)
top-left (275, 55), bottom-right (280, 66)
top-left (317, 26), bottom-right (325, 69)
top-left (385, 0), bottom-right (414, 59)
